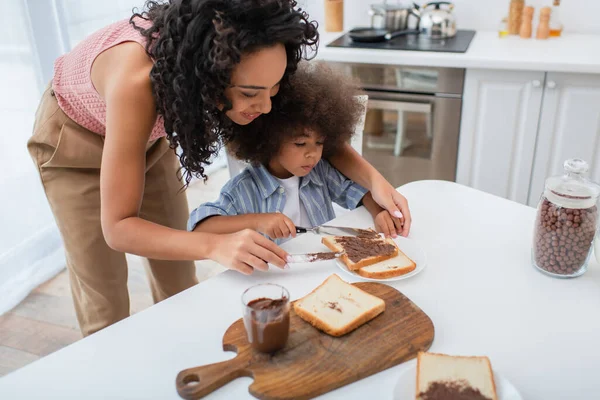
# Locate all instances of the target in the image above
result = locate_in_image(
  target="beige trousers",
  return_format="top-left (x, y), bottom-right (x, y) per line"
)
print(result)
top-left (28, 84), bottom-right (198, 337)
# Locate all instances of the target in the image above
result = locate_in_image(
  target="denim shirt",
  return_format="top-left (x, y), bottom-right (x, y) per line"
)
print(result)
top-left (187, 160), bottom-right (368, 242)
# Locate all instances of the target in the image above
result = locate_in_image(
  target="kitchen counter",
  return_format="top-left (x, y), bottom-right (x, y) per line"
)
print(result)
top-left (316, 30), bottom-right (600, 74)
top-left (1, 180), bottom-right (600, 399)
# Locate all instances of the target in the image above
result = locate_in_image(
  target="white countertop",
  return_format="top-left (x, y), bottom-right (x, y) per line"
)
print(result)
top-left (1, 180), bottom-right (600, 399)
top-left (316, 30), bottom-right (600, 74)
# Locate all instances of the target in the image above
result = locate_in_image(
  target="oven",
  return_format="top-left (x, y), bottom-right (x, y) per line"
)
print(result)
top-left (322, 62), bottom-right (465, 189)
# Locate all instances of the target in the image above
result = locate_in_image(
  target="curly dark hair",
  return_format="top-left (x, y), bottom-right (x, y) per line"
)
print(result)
top-left (227, 62), bottom-right (365, 165)
top-left (130, 0), bottom-right (319, 184)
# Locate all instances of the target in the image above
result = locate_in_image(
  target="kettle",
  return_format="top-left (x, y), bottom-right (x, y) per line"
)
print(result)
top-left (419, 1), bottom-right (456, 38)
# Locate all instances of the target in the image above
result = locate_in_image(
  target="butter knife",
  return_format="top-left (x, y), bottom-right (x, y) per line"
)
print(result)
top-left (295, 225), bottom-right (376, 237)
top-left (286, 251), bottom-right (344, 263)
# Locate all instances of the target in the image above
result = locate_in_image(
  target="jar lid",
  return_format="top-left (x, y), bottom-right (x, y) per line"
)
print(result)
top-left (545, 159), bottom-right (600, 207)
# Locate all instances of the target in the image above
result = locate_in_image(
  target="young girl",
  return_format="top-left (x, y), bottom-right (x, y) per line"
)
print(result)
top-left (28, 0), bottom-right (411, 336)
top-left (189, 64), bottom-right (403, 240)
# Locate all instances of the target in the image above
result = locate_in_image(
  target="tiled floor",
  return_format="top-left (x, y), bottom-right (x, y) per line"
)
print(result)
top-left (0, 167), bottom-right (231, 377)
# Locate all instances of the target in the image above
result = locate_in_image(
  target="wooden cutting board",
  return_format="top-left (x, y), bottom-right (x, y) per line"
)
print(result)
top-left (176, 282), bottom-right (434, 400)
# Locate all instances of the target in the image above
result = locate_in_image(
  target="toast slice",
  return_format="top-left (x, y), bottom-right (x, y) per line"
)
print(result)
top-left (416, 352), bottom-right (498, 400)
top-left (357, 248), bottom-right (417, 279)
top-left (322, 235), bottom-right (399, 271)
top-left (293, 274), bottom-right (385, 337)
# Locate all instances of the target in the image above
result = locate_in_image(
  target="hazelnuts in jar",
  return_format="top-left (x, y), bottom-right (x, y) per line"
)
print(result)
top-left (533, 197), bottom-right (597, 276)
top-left (531, 159), bottom-right (600, 278)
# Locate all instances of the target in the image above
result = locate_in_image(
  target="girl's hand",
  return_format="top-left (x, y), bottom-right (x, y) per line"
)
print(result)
top-left (208, 229), bottom-right (289, 275)
top-left (370, 177), bottom-right (411, 237)
top-left (374, 210), bottom-right (404, 238)
top-left (256, 212), bottom-right (297, 240)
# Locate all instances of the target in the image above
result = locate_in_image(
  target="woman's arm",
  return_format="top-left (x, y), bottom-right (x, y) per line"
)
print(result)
top-left (329, 142), bottom-right (411, 236)
top-left (92, 42), bottom-right (288, 273)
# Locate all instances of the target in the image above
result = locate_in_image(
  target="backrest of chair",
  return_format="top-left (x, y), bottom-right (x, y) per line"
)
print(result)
top-left (350, 94), bottom-right (368, 156)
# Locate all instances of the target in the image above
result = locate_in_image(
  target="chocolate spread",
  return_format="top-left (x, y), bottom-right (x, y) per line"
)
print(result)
top-left (244, 297), bottom-right (290, 353)
top-left (326, 301), bottom-right (342, 312)
top-left (335, 236), bottom-right (396, 263)
top-left (306, 252), bottom-right (338, 261)
top-left (355, 228), bottom-right (381, 239)
top-left (418, 381), bottom-right (492, 400)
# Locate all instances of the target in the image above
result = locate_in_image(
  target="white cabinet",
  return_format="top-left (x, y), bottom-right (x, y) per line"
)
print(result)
top-left (457, 69), bottom-right (544, 204)
top-left (528, 72), bottom-right (600, 206)
top-left (457, 69), bottom-right (600, 207)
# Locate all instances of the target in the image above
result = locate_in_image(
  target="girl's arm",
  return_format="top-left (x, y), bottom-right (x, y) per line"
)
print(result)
top-left (194, 213), bottom-right (297, 241)
top-left (92, 42), bottom-right (288, 273)
top-left (328, 142), bottom-right (412, 236)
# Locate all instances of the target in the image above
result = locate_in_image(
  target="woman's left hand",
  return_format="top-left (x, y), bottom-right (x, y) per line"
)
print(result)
top-left (369, 177), bottom-right (411, 237)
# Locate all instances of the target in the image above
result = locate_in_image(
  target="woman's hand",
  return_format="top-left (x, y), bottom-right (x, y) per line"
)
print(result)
top-left (328, 143), bottom-right (411, 237)
top-left (370, 177), bottom-right (411, 237)
top-left (374, 210), bottom-right (403, 238)
top-left (208, 229), bottom-right (289, 275)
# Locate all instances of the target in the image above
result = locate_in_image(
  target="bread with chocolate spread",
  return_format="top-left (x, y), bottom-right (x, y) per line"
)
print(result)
top-left (321, 234), bottom-right (399, 270)
top-left (292, 274), bottom-right (385, 337)
top-left (416, 352), bottom-right (498, 400)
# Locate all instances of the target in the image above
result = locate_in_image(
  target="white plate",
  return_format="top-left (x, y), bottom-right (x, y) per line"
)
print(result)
top-left (392, 360), bottom-right (523, 400)
top-left (335, 236), bottom-right (427, 282)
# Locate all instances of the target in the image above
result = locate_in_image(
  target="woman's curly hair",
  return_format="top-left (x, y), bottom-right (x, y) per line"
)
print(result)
top-left (130, 0), bottom-right (318, 184)
top-left (228, 62), bottom-right (365, 165)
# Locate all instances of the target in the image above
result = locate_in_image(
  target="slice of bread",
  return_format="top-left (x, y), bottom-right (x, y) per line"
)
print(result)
top-left (293, 274), bottom-right (385, 337)
top-left (416, 352), bottom-right (498, 400)
top-left (357, 248), bottom-right (416, 279)
top-left (322, 235), bottom-right (399, 271)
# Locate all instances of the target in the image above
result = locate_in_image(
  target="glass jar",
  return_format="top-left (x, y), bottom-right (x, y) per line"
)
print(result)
top-left (532, 159), bottom-right (600, 278)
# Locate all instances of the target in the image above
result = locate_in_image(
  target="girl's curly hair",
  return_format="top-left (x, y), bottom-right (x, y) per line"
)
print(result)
top-left (130, 0), bottom-right (319, 184)
top-left (228, 62), bottom-right (365, 165)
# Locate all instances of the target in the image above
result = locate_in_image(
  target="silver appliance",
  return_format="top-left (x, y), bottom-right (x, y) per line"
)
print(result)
top-left (323, 62), bottom-right (464, 188)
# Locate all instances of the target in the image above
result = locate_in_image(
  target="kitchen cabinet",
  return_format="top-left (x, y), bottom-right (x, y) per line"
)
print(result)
top-left (528, 72), bottom-right (600, 206)
top-left (457, 69), bottom-right (600, 206)
top-left (456, 69), bottom-right (544, 204)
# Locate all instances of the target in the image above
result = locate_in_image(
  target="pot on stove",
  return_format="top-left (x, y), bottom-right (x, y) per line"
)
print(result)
top-left (369, 1), bottom-right (421, 31)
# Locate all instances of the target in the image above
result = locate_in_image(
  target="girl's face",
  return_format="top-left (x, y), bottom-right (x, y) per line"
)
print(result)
top-left (268, 129), bottom-right (324, 179)
top-left (224, 44), bottom-right (287, 125)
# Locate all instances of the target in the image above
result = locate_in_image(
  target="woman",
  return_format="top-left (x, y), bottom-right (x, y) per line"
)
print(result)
top-left (28, 0), bottom-right (411, 336)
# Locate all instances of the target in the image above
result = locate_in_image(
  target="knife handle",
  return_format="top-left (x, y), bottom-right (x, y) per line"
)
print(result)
top-left (296, 227), bottom-right (308, 233)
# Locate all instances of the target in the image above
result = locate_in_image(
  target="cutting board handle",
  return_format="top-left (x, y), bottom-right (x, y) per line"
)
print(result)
top-left (176, 353), bottom-right (251, 399)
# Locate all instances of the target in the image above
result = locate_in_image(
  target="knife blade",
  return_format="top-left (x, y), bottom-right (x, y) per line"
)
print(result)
top-left (286, 251), bottom-right (344, 263)
top-left (296, 225), bottom-right (379, 237)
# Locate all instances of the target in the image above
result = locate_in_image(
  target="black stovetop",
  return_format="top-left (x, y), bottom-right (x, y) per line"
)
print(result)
top-left (326, 30), bottom-right (476, 53)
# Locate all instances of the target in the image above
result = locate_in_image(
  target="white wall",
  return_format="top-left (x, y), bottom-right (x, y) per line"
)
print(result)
top-left (302, 0), bottom-right (600, 35)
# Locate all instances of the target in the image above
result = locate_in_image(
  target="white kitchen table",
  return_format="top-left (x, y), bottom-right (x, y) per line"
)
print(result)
top-left (1, 180), bottom-right (599, 400)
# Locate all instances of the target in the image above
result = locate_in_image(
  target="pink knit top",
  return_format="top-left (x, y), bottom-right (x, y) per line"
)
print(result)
top-left (53, 17), bottom-right (166, 141)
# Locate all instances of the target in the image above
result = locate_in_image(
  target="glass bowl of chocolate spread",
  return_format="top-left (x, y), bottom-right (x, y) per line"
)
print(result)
top-left (241, 283), bottom-right (290, 353)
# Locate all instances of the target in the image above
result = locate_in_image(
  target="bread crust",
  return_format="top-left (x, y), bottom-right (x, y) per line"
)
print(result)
top-left (357, 262), bottom-right (416, 279)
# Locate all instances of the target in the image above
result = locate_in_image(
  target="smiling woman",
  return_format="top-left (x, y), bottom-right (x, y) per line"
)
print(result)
top-left (223, 44), bottom-right (287, 125)
top-left (24, 0), bottom-right (411, 338)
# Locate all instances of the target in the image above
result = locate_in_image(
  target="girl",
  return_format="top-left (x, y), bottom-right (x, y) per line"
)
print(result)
top-left (189, 63), bottom-right (403, 240)
top-left (28, 0), bottom-right (411, 336)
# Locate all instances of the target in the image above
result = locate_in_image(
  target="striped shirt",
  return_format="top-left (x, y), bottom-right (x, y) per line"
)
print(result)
top-left (187, 160), bottom-right (368, 242)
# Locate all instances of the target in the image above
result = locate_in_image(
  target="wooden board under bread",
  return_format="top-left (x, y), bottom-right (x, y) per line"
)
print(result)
top-left (176, 282), bottom-right (435, 400)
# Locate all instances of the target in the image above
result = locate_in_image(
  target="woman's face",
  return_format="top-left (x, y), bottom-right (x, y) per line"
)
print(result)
top-left (224, 43), bottom-right (287, 125)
